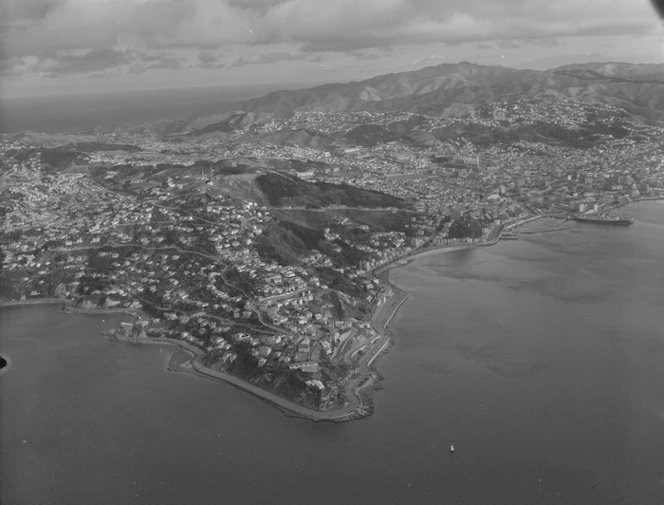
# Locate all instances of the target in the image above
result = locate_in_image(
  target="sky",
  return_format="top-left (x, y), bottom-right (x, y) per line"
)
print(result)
top-left (1, 0), bottom-right (664, 98)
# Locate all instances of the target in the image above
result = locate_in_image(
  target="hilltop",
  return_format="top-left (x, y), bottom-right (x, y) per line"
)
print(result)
top-left (175, 61), bottom-right (664, 132)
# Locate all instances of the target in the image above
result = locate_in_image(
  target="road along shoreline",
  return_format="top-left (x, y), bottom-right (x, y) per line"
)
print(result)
top-left (1, 238), bottom-right (499, 423)
top-left (103, 275), bottom-right (413, 423)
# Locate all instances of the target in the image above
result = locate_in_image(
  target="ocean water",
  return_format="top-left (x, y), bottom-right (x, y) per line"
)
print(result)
top-left (0, 83), bottom-right (304, 134)
top-left (1, 201), bottom-right (663, 505)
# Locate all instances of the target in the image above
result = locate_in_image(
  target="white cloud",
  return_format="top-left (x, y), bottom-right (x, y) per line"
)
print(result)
top-left (0, 0), bottom-right (661, 60)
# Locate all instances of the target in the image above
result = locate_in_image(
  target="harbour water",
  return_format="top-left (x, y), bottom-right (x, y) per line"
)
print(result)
top-left (2, 201), bottom-right (663, 505)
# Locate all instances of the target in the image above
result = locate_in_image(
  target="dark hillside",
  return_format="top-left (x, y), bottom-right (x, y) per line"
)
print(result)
top-left (186, 119), bottom-right (235, 136)
top-left (254, 224), bottom-right (306, 266)
top-left (346, 124), bottom-right (397, 147)
top-left (255, 172), bottom-right (409, 209)
top-left (345, 116), bottom-right (428, 147)
top-left (448, 216), bottom-right (483, 239)
top-left (432, 119), bottom-right (634, 148)
top-left (74, 142), bottom-right (141, 152)
top-left (255, 220), bottom-right (368, 269)
top-left (39, 147), bottom-right (82, 170)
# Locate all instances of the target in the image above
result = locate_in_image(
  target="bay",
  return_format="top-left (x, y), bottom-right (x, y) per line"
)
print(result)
top-left (2, 201), bottom-right (663, 505)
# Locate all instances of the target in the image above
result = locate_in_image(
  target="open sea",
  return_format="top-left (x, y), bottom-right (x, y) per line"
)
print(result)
top-left (2, 201), bottom-right (664, 505)
top-left (0, 83), bottom-right (307, 134)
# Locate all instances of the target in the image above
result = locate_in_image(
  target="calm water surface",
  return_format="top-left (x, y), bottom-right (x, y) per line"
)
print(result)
top-left (2, 201), bottom-right (664, 505)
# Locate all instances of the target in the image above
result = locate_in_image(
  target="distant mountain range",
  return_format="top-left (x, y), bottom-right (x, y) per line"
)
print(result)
top-left (181, 61), bottom-right (664, 135)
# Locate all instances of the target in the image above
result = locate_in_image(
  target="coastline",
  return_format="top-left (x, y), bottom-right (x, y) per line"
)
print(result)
top-left (0, 295), bottom-right (388, 421)
top-left (106, 278), bottom-right (413, 423)
top-left (609, 196), bottom-right (664, 211)
top-left (0, 297), bottom-right (66, 307)
top-left (375, 236), bottom-right (500, 276)
top-left (0, 297), bottom-right (145, 320)
top-left (4, 201), bottom-right (661, 422)
top-left (0, 235), bottom-right (499, 423)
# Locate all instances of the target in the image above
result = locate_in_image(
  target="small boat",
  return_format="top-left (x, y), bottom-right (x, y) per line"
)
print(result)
top-left (450, 445), bottom-right (455, 453)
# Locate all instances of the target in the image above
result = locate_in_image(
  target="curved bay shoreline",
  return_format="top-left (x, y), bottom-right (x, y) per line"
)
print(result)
top-left (0, 222), bottom-right (541, 422)
top-left (2, 201), bottom-right (659, 421)
top-left (0, 243), bottom-right (490, 422)
top-left (105, 284), bottom-right (411, 423)
top-left (0, 291), bottom-right (408, 423)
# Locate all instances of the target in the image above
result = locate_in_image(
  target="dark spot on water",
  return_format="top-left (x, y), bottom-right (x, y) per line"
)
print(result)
top-left (0, 355), bottom-right (8, 371)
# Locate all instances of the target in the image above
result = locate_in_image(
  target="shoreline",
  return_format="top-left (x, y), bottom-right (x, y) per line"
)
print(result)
top-left (0, 294), bottom-right (397, 421)
top-left (0, 275), bottom-right (417, 423)
top-left (5, 200), bottom-right (662, 421)
top-left (0, 233), bottom-right (501, 423)
top-left (0, 297), bottom-right (143, 317)
top-left (106, 277), bottom-right (413, 423)
top-left (375, 236), bottom-right (500, 276)
top-left (0, 297), bottom-right (149, 319)
top-left (609, 196), bottom-right (664, 211)
top-left (0, 297), bottom-right (66, 308)
top-left (0, 239), bottom-right (495, 422)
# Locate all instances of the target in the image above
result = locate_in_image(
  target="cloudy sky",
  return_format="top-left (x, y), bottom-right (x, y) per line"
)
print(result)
top-left (1, 0), bottom-right (663, 97)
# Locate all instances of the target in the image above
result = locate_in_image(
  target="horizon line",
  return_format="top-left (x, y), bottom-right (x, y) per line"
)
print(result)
top-left (2, 59), bottom-right (662, 101)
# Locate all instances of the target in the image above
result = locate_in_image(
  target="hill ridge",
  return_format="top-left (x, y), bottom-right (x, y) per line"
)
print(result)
top-left (209, 61), bottom-right (664, 125)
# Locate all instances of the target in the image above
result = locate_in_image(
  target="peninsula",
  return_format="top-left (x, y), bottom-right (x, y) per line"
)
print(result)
top-left (2, 62), bottom-right (664, 420)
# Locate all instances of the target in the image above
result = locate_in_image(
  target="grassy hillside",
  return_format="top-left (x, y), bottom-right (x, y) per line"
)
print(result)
top-left (255, 172), bottom-right (409, 209)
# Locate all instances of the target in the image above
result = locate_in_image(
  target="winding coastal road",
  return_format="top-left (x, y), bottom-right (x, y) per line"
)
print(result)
top-left (124, 282), bottom-right (408, 423)
top-left (22, 224), bottom-right (499, 422)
